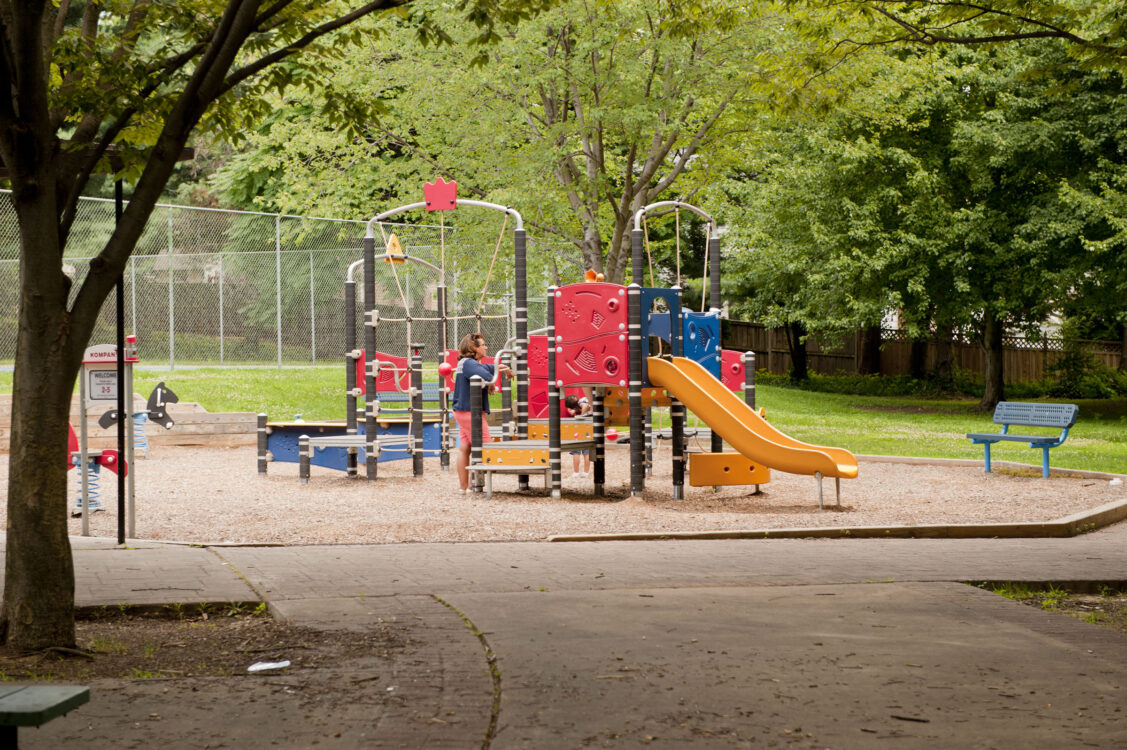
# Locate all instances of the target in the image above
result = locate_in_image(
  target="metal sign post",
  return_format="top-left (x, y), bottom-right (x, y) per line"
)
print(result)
top-left (78, 343), bottom-right (137, 539)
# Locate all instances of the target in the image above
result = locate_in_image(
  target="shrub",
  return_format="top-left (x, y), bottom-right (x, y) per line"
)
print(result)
top-left (1046, 346), bottom-right (1127, 399)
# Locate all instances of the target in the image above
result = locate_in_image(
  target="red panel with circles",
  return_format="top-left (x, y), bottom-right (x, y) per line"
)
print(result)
top-left (553, 283), bottom-right (629, 388)
top-left (720, 349), bottom-right (746, 393)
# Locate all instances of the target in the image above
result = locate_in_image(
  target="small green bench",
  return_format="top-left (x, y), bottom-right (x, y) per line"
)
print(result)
top-left (0, 684), bottom-right (89, 748)
top-left (966, 401), bottom-right (1079, 478)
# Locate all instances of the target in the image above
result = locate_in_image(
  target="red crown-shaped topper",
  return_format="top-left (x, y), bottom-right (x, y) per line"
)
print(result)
top-left (424, 177), bottom-right (458, 211)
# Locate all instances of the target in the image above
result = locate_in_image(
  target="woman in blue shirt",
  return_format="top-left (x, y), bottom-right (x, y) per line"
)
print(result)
top-left (453, 333), bottom-right (511, 493)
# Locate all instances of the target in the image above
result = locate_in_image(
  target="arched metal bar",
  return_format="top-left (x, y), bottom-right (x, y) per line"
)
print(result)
top-left (632, 201), bottom-right (715, 232)
top-left (367, 200), bottom-right (524, 236)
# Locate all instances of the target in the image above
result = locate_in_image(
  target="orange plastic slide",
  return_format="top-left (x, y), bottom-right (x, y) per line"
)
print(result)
top-left (646, 357), bottom-right (859, 479)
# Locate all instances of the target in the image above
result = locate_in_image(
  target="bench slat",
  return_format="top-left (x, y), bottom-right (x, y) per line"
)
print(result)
top-left (0, 685), bottom-right (89, 726)
top-left (966, 433), bottom-right (1058, 444)
top-left (993, 401), bottom-right (1078, 429)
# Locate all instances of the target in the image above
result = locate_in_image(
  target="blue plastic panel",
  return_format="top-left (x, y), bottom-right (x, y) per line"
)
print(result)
top-left (682, 311), bottom-right (720, 379)
top-left (638, 287), bottom-right (682, 385)
top-left (268, 421), bottom-right (442, 472)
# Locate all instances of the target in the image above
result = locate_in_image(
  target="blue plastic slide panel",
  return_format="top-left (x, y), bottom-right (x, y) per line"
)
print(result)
top-left (682, 311), bottom-right (720, 379)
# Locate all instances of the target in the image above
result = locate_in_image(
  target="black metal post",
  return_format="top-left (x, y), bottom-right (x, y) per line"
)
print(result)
top-left (363, 236), bottom-right (378, 480)
top-left (628, 284), bottom-right (644, 496)
top-left (547, 286), bottom-right (561, 499)
top-left (257, 413), bottom-right (268, 475)
top-left (115, 180), bottom-right (125, 544)
top-left (592, 387), bottom-right (605, 496)
top-left (514, 228), bottom-right (530, 489)
top-left (745, 351), bottom-right (761, 495)
top-left (344, 279), bottom-right (358, 476)
top-left (411, 342), bottom-right (425, 477)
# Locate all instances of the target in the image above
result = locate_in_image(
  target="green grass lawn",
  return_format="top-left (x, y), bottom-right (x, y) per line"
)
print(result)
top-left (3, 367), bottom-right (1124, 474)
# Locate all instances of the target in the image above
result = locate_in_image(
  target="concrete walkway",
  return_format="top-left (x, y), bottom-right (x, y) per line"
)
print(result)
top-left (11, 523), bottom-right (1127, 748)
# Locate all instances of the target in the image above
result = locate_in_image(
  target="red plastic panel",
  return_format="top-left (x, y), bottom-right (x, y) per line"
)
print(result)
top-left (424, 177), bottom-right (457, 211)
top-left (526, 335), bottom-right (550, 380)
top-left (721, 349), bottom-right (746, 393)
top-left (354, 350), bottom-right (411, 395)
top-left (527, 335), bottom-right (582, 414)
top-left (439, 348), bottom-right (495, 394)
top-left (553, 283), bottom-right (629, 387)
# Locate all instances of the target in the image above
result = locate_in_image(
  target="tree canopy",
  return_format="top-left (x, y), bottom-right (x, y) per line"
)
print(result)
top-left (214, 0), bottom-right (847, 284)
top-left (0, 0), bottom-right (545, 651)
top-left (715, 39), bottom-right (1127, 401)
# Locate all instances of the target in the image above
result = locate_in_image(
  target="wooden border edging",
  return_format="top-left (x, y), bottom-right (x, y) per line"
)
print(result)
top-left (548, 456), bottom-right (1127, 542)
top-left (546, 498), bottom-right (1127, 542)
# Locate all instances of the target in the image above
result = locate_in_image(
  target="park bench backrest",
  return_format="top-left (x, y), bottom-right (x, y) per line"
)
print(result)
top-left (993, 402), bottom-right (1078, 430)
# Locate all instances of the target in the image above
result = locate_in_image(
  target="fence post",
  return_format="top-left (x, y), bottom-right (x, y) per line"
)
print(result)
top-left (167, 206), bottom-right (175, 369)
top-left (129, 256), bottom-right (137, 337)
top-left (218, 253), bottom-right (225, 365)
top-left (275, 213), bottom-right (282, 368)
top-left (309, 251), bottom-right (316, 364)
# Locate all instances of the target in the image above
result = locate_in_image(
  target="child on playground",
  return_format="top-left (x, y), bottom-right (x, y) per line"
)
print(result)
top-left (453, 333), bottom-right (512, 493)
top-left (564, 393), bottom-right (591, 478)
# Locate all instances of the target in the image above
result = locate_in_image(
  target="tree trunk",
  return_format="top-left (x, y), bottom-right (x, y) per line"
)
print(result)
top-left (978, 311), bottom-right (1005, 410)
top-left (909, 339), bottom-right (928, 380)
top-left (857, 325), bottom-right (882, 375)
top-left (933, 326), bottom-right (954, 387)
top-left (785, 321), bottom-right (809, 382)
top-left (2, 197), bottom-right (80, 649)
top-left (1119, 322), bottom-right (1126, 372)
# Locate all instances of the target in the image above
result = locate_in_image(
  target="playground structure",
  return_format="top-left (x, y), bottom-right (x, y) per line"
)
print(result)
top-left (258, 182), bottom-right (857, 507)
top-left (257, 178), bottom-right (528, 481)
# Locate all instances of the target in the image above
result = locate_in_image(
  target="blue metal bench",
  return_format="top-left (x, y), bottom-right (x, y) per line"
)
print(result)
top-left (966, 401), bottom-right (1079, 478)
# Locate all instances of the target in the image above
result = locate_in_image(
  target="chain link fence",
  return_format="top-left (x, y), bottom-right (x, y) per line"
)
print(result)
top-left (0, 193), bottom-right (558, 368)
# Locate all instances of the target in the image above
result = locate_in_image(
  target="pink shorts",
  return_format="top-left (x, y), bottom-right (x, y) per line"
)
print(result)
top-left (454, 411), bottom-right (491, 446)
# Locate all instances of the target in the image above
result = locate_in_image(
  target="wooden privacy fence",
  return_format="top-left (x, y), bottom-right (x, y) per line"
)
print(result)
top-left (722, 322), bottom-right (1124, 383)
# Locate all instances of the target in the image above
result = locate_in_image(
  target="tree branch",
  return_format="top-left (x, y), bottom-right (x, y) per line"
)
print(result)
top-left (217, 0), bottom-right (409, 98)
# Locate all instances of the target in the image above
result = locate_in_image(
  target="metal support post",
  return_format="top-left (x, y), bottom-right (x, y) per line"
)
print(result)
top-left (547, 286), bottom-right (562, 500)
top-left (628, 283), bottom-right (644, 497)
top-left (411, 342), bottom-right (425, 477)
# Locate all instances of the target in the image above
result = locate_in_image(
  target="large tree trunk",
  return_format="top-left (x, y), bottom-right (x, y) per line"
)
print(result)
top-left (857, 325), bottom-right (882, 375)
top-left (909, 339), bottom-right (928, 380)
top-left (2, 193), bottom-right (81, 649)
top-left (933, 325), bottom-right (955, 387)
top-left (785, 321), bottom-right (809, 382)
top-left (979, 311), bottom-right (1005, 410)
top-left (1119, 322), bottom-right (1126, 372)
